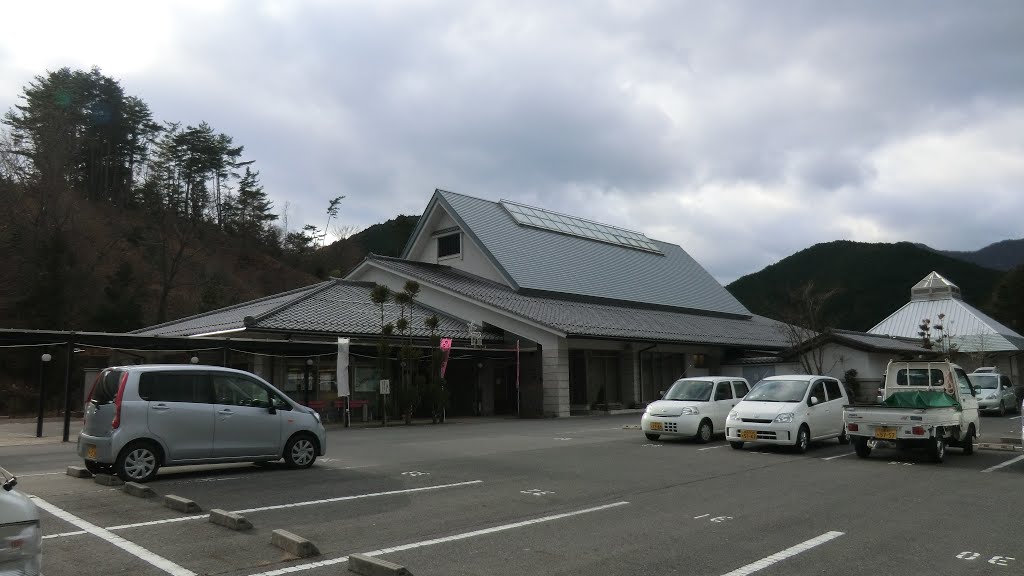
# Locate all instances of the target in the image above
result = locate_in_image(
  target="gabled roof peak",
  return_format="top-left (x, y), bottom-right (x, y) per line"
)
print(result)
top-left (911, 271), bottom-right (962, 301)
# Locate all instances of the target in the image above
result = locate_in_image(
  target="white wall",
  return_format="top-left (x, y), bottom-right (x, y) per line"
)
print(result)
top-left (406, 206), bottom-right (508, 284)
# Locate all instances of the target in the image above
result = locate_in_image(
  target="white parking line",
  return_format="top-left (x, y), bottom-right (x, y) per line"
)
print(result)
top-left (43, 530), bottom-right (87, 539)
top-left (1009, 415), bottom-right (1022, 420)
top-left (30, 496), bottom-right (196, 576)
top-left (43, 480), bottom-right (485, 538)
top-left (719, 531), bottom-right (845, 576)
top-left (16, 471), bottom-right (64, 477)
top-left (821, 452), bottom-right (855, 460)
top-left (245, 501), bottom-right (630, 576)
top-left (981, 454), bottom-right (1024, 473)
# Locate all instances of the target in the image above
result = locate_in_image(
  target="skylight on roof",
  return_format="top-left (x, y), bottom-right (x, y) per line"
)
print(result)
top-left (500, 200), bottom-right (663, 254)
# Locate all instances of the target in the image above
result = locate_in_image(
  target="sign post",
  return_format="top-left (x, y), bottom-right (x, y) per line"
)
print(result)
top-left (380, 379), bottom-right (390, 426)
top-left (337, 338), bottom-right (350, 428)
top-left (516, 339), bottom-right (520, 418)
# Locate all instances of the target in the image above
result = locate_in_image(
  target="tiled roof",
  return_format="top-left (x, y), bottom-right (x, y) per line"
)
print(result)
top-left (133, 280), bottom-right (481, 340)
top-left (869, 298), bottom-right (1024, 352)
top-left (408, 189), bottom-right (751, 317)
top-left (366, 256), bottom-right (791, 348)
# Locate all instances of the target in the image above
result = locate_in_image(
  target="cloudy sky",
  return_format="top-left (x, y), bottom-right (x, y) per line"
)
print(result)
top-left (2, 1), bottom-right (1022, 284)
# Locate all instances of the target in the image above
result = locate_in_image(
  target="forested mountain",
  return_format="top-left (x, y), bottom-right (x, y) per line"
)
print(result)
top-left (0, 66), bottom-right (412, 333)
top-left (726, 240), bottom-right (1024, 332)
top-left (917, 239), bottom-right (1024, 271)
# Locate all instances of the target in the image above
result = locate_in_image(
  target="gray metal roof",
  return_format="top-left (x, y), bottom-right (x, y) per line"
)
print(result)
top-left (827, 329), bottom-right (929, 354)
top-left (410, 189), bottom-right (751, 318)
top-left (133, 280), bottom-right (481, 340)
top-left (869, 297), bottom-right (1024, 352)
top-left (368, 256), bottom-right (790, 349)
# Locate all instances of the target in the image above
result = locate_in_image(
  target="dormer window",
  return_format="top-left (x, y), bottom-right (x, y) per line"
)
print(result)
top-left (437, 233), bottom-right (461, 258)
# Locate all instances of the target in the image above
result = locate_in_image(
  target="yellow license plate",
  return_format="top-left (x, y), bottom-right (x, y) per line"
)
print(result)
top-left (875, 427), bottom-right (898, 440)
top-left (87, 445), bottom-right (96, 459)
top-left (649, 422), bottom-right (663, 431)
top-left (740, 430), bottom-right (757, 440)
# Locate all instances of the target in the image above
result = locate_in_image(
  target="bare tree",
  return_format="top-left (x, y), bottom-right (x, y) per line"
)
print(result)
top-left (777, 282), bottom-right (840, 374)
top-left (329, 223), bottom-right (360, 241)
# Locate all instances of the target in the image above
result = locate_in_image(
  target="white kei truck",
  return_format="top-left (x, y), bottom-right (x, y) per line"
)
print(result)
top-left (843, 360), bottom-right (980, 463)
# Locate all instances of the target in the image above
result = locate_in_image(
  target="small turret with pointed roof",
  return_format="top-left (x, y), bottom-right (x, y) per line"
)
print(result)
top-left (910, 271), bottom-right (962, 302)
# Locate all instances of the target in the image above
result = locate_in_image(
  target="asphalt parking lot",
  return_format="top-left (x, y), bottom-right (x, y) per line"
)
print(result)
top-left (3, 412), bottom-right (1023, 576)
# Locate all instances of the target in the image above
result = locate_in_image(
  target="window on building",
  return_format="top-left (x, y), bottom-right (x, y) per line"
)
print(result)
top-left (437, 233), bottom-right (461, 258)
top-left (692, 354), bottom-right (706, 369)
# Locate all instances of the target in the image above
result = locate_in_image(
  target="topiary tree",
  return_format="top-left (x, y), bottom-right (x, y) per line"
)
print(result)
top-left (370, 284), bottom-right (392, 425)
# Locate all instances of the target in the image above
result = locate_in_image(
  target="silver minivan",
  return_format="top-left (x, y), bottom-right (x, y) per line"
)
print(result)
top-left (77, 365), bottom-right (327, 482)
top-left (1, 465), bottom-right (42, 575)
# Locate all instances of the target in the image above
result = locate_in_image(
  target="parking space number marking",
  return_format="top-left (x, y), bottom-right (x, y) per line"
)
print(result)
top-left (402, 471), bottom-right (430, 477)
top-left (521, 489), bottom-right (553, 496)
top-left (956, 552), bottom-right (1015, 566)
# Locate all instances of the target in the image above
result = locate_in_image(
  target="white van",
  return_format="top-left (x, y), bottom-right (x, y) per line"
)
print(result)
top-left (78, 365), bottom-right (327, 482)
top-left (1, 466), bottom-right (41, 575)
top-left (726, 374), bottom-right (850, 452)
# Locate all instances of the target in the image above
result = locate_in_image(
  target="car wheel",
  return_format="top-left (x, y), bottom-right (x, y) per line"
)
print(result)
top-left (854, 437), bottom-right (871, 458)
top-left (695, 419), bottom-right (713, 444)
top-left (84, 460), bottom-right (111, 475)
top-left (644, 433), bottom-right (661, 441)
top-left (284, 434), bottom-right (318, 468)
top-left (794, 425), bottom-right (810, 454)
top-left (997, 401), bottom-right (1006, 417)
top-left (961, 428), bottom-right (974, 455)
top-left (115, 441), bottom-right (160, 483)
top-left (838, 427), bottom-right (850, 445)
top-left (729, 441), bottom-right (744, 450)
top-left (930, 437), bottom-right (946, 464)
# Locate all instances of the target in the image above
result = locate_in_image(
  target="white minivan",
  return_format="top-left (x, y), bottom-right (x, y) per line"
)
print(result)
top-left (726, 375), bottom-right (850, 453)
top-left (78, 365), bottom-right (327, 482)
top-left (641, 377), bottom-right (751, 442)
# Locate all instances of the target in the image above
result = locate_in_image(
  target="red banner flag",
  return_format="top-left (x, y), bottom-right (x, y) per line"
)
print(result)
top-left (440, 337), bottom-right (452, 377)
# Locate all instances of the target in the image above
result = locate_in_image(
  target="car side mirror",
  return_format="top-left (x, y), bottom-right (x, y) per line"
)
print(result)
top-left (810, 397), bottom-right (820, 406)
top-left (659, 390), bottom-right (665, 399)
top-left (268, 405), bottom-right (277, 415)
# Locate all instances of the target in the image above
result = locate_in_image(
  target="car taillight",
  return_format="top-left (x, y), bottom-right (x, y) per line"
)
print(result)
top-left (912, 426), bottom-right (925, 436)
top-left (847, 423), bottom-right (859, 432)
top-left (110, 371), bottom-right (129, 430)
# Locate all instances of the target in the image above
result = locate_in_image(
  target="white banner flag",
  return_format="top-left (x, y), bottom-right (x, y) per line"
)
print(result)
top-left (337, 337), bottom-right (351, 396)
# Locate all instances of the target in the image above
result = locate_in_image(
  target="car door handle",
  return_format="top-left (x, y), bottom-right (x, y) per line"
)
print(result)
top-left (218, 409), bottom-right (234, 416)
top-left (151, 404), bottom-right (169, 411)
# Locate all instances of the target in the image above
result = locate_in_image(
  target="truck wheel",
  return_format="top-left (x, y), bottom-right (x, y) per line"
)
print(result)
top-left (854, 437), bottom-right (871, 458)
top-left (794, 426), bottom-right (810, 454)
top-left (645, 433), bottom-right (660, 441)
top-left (930, 437), bottom-right (946, 463)
top-left (961, 430), bottom-right (974, 455)
top-left (838, 427), bottom-right (850, 445)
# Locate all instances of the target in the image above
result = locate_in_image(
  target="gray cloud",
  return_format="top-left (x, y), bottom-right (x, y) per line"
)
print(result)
top-left (2, 0), bottom-right (1022, 284)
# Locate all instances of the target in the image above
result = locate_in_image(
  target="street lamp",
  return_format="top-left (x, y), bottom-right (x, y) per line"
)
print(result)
top-left (304, 358), bottom-right (313, 406)
top-left (36, 353), bottom-right (52, 438)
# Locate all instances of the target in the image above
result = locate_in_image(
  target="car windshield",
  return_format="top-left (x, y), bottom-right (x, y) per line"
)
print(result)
top-left (663, 380), bottom-right (713, 402)
top-left (967, 374), bottom-right (998, 389)
top-left (745, 380), bottom-right (809, 402)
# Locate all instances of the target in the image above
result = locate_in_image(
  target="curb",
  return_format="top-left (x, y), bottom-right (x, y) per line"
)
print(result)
top-left (94, 474), bottom-right (124, 487)
top-left (348, 553), bottom-right (412, 575)
top-left (977, 443), bottom-right (1023, 452)
top-left (209, 509), bottom-right (252, 531)
top-left (271, 529), bottom-right (319, 558)
top-left (124, 482), bottom-right (156, 498)
top-left (164, 495), bottom-right (202, 513)
top-left (66, 466), bottom-right (92, 479)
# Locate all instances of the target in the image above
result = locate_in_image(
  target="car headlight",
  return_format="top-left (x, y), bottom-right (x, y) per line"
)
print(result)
top-left (727, 410), bottom-right (739, 420)
top-left (311, 410), bottom-right (321, 423)
top-left (774, 413), bottom-right (795, 424)
top-left (680, 406), bottom-right (699, 415)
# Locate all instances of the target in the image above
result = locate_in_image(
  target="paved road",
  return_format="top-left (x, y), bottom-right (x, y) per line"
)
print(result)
top-left (3, 414), bottom-right (1023, 576)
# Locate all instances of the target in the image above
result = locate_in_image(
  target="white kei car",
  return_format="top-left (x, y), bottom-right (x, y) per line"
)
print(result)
top-left (641, 377), bottom-right (751, 443)
top-left (726, 375), bottom-right (850, 453)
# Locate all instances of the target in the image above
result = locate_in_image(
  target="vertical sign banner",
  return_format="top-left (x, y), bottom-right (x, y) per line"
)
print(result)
top-left (337, 337), bottom-right (350, 396)
top-left (440, 337), bottom-right (453, 377)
